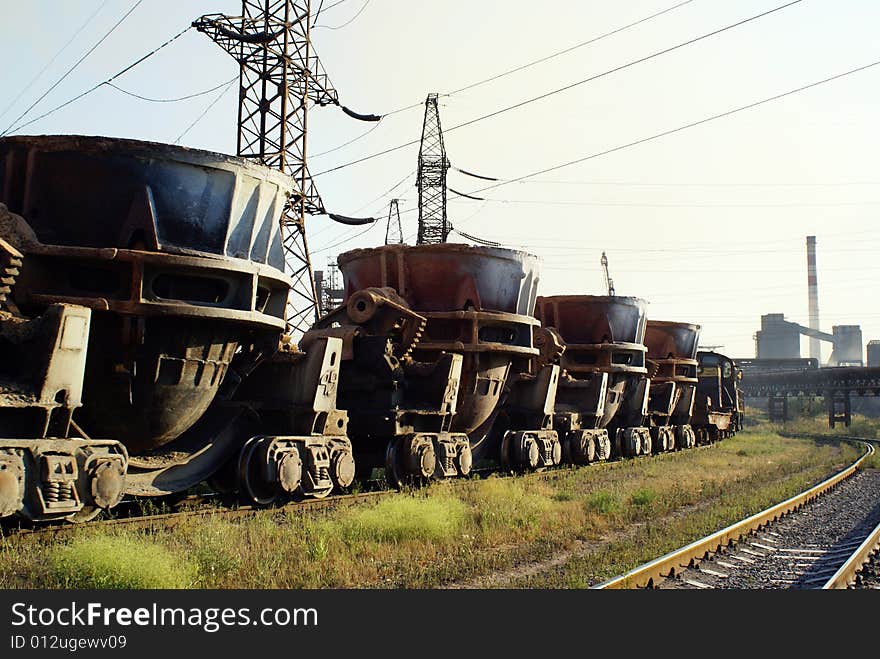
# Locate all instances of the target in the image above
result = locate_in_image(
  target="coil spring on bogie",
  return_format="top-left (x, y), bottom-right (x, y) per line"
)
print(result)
top-left (42, 481), bottom-right (74, 503)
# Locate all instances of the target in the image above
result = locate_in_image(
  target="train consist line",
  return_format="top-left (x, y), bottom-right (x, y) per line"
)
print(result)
top-left (0, 136), bottom-right (745, 527)
top-left (3, 444), bottom-right (721, 540)
top-left (595, 437), bottom-right (880, 589)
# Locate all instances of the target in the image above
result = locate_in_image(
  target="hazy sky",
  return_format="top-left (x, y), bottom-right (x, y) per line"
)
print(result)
top-left (2, 0), bottom-right (878, 360)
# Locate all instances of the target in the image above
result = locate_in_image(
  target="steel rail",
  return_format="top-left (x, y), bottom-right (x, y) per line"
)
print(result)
top-left (4, 489), bottom-right (395, 539)
top-left (593, 436), bottom-right (874, 589)
top-left (822, 516), bottom-right (880, 589)
top-left (781, 431), bottom-right (880, 445)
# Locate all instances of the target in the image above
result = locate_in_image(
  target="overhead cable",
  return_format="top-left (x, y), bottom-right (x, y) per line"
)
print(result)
top-left (310, 0), bottom-right (698, 153)
top-left (453, 227), bottom-right (501, 247)
top-left (446, 0), bottom-right (696, 97)
top-left (0, 0), bottom-right (112, 122)
top-left (107, 77), bottom-right (236, 103)
top-left (452, 166), bottom-right (498, 181)
top-left (315, 0), bottom-right (372, 30)
top-left (1, 0), bottom-right (145, 136)
top-left (174, 78), bottom-right (236, 144)
top-left (461, 59), bottom-right (880, 200)
top-left (314, 0), bottom-right (804, 176)
top-left (449, 188), bottom-right (486, 201)
top-left (4, 25), bottom-right (193, 136)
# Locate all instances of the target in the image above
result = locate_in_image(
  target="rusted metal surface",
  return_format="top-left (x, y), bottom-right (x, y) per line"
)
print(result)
top-left (0, 217), bottom-right (290, 452)
top-left (595, 438), bottom-right (873, 589)
top-left (0, 438), bottom-right (128, 522)
top-left (121, 333), bottom-right (355, 503)
top-left (0, 294), bottom-right (130, 521)
top-left (0, 135), bottom-right (291, 269)
top-left (645, 320), bottom-right (701, 362)
top-left (0, 136), bottom-right (295, 454)
top-left (13, 243), bottom-right (291, 330)
top-left (311, 285), bottom-right (470, 484)
top-left (0, 237), bottom-right (21, 306)
top-left (338, 243), bottom-right (540, 315)
top-left (535, 295), bottom-right (651, 460)
top-left (498, 327), bottom-right (562, 471)
top-left (330, 244), bottom-right (551, 479)
top-left (0, 303), bottom-right (91, 438)
top-left (0, 136), bottom-right (365, 517)
top-left (692, 351), bottom-right (744, 440)
top-left (643, 320), bottom-right (701, 447)
top-left (534, 295), bottom-right (647, 345)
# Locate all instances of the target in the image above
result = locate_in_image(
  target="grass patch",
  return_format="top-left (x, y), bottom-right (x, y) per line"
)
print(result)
top-left (0, 428), bottom-right (865, 589)
top-left (49, 535), bottom-right (195, 589)
top-left (337, 493), bottom-right (468, 544)
top-left (766, 405), bottom-right (880, 440)
top-left (463, 477), bottom-right (555, 535)
top-left (860, 450), bottom-right (880, 470)
top-left (189, 519), bottom-right (244, 582)
top-left (585, 490), bottom-right (620, 516)
top-left (629, 487), bottom-right (657, 507)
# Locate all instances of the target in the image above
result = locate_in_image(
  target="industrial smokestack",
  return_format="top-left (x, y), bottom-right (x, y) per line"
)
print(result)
top-left (806, 236), bottom-right (820, 361)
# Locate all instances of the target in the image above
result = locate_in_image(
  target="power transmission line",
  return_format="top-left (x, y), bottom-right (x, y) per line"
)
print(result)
top-left (460, 59), bottom-right (880, 200)
top-left (174, 79), bottom-right (237, 144)
top-left (311, 220), bottom-right (381, 255)
top-left (314, 0), bottom-right (350, 19)
top-left (309, 0), bottom-right (700, 156)
top-left (315, 0), bottom-right (372, 30)
top-left (0, 0), bottom-right (111, 122)
top-left (314, 0), bottom-right (804, 176)
top-left (417, 94), bottom-right (450, 244)
top-left (385, 199), bottom-right (403, 244)
top-left (2, 25), bottom-right (193, 136)
top-left (312, 119), bottom-right (384, 157)
top-left (1, 0), bottom-right (144, 136)
top-left (446, 0), bottom-right (696, 97)
top-left (449, 198), bottom-right (880, 209)
top-left (106, 77), bottom-right (236, 103)
top-left (512, 179), bottom-right (880, 187)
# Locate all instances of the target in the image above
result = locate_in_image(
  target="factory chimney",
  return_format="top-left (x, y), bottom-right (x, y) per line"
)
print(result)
top-left (806, 235), bottom-right (820, 361)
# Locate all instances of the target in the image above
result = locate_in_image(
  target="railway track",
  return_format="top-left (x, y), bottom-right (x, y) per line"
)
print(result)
top-left (1, 489), bottom-right (397, 539)
top-left (847, 525), bottom-right (880, 589)
top-left (2, 443), bottom-right (721, 540)
top-left (594, 435), bottom-right (880, 589)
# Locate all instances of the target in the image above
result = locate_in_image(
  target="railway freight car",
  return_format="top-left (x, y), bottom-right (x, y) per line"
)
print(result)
top-left (0, 135), bottom-right (355, 520)
top-left (534, 295), bottom-right (652, 461)
top-left (692, 350), bottom-right (744, 441)
top-left (0, 134), bottom-right (726, 524)
top-left (309, 243), bottom-right (561, 486)
top-left (644, 320), bottom-right (701, 450)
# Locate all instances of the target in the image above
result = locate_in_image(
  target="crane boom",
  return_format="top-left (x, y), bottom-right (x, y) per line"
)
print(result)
top-left (601, 251), bottom-right (615, 296)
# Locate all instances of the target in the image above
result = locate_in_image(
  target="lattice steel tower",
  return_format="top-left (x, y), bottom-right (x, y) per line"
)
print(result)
top-left (385, 199), bottom-right (403, 244)
top-left (417, 93), bottom-right (450, 244)
top-left (194, 1), bottom-right (337, 336)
